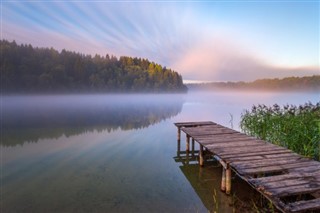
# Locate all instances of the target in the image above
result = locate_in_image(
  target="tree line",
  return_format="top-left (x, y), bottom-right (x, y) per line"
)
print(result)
top-left (187, 75), bottom-right (320, 92)
top-left (1, 40), bottom-right (187, 93)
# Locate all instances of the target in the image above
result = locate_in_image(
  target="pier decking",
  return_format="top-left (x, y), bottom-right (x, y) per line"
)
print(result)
top-left (174, 121), bottom-right (320, 213)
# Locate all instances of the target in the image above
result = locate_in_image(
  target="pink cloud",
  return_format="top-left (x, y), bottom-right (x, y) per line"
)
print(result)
top-left (172, 37), bottom-right (319, 81)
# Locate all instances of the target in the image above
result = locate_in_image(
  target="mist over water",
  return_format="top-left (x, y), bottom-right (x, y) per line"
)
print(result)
top-left (2, 94), bottom-right (183, 146)
top-left (2, 92), bottom-right (319, 212)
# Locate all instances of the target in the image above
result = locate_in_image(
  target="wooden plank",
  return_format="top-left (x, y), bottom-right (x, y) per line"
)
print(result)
top-left (204, 141), bottom-right (262, 148)
top-left (289, 165), bottom-right (320, 173)
top-left (195, 137), bottom-right (258, 145)
top-left (183, 127), bottom-right (237, 134)
top-left (231, 157), bottom-right (310, 170)
top-left (287, 198), bottom-right (320, 212)
top-left (221, 149), bottom-right (294, 160)
top-left (195, 132), bottom-right (248, 137)
top-left (193, 135), bottom-right (254, 143)
top-left (182, 125), bottom-right (235, 131)
top-left (174, 121), bottom-right (320, 212)
top-left (268, 183), bottom-right (320, 197)
top-left (226, 153), bottom-right (300, 163)
top-left (231, 157), bottom-right (304, 169)
top-left (256, 176), bottom-right (320, 191)
top-left (206, 144), bottom-right (263, 152)
top-left (215, 144), bottom-right (286, 155)
top-left (193, 133), bottom-right (249, 141)
top-left (183, 125), bottom-right (227, 129)
top-left (198, 139), bottom-right (259, 147)
top-left (182, 128), bottom-right (237, 136)
top-left (174, 121), bottom-right (215, 127)
top-left (191, 130), bottom-right (245, 135)
top-left (182, 123), bottom-right (224, 128)
top-left (240, 161), bottom-right (320, 175)
top-left (263, 152), bottom-right (301, 159)
top-left (223, 155), bottom-right (265, 162)
top-left (249, 171), bottom-right (320, 185)
top-left (214, 144), bottom-right (287, 157)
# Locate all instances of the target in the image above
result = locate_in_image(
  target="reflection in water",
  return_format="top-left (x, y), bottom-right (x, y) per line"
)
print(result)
top-left (173, 139), bottom-right (265, 212)
top-left (2, 115), bottom-right (206, 213)
top-left (2, 92), bottom-right (317, 212)
top-left (174, 139), bottom-right (234, 212)
top-left (2, 94), bottom-right (183, 146)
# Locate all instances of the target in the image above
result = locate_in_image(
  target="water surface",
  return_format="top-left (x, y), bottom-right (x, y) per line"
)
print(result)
top-left (2, 92), bottom-right (319, 212)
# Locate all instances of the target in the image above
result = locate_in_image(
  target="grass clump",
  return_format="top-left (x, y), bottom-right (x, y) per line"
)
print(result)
top-left (240, 102), bottom-right (320, 161)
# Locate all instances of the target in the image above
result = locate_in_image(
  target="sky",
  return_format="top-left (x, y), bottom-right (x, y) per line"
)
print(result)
top-left (1, 0), bottom-right (319, 82)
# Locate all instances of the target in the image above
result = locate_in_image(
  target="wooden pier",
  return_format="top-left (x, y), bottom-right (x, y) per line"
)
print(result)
top-left (174, 121), bottom-right (320, 213)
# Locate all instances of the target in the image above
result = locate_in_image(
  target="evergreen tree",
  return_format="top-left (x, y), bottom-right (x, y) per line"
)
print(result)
top-left (0, 40), bottom-right (187, 93)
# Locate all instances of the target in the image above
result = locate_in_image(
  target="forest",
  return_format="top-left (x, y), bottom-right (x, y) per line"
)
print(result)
top-left (1, 40), bottom-right (187, 93)
top-left (187, 75), bottom-right (320, 92)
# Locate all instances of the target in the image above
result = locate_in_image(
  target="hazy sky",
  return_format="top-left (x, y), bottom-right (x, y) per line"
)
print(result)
top-left (2, 1), bottom-right (319, 82)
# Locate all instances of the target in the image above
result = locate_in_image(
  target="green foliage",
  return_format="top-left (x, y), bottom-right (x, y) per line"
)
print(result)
top-left (0, 40), bottom-right (187, 93)
top-left (240, 102), bottom-right (320, 161)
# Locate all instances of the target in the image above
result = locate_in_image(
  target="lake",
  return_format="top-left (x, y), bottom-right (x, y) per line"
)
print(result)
top-left (2, 91), bottom-right (319, 212)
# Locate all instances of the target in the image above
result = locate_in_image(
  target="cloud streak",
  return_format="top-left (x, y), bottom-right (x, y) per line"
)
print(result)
top-left (2, 2), bottom-right (319, 82)
top-left (173, 37), bottom-right (319, 81)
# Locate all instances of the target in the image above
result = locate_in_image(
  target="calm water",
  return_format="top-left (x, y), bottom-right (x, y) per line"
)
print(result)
top-left (2, 92), bottom-right (319, 212)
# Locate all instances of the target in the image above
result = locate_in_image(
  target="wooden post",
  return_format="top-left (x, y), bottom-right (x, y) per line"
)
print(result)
top-left (191, 138), bottom-right (195, 156)
top-left (177, 127), bottom-right (181, 157)
top-left (221, 167), bottom-right (226, 192)
top-left (199, 144), bottom-right (204, 166)
top-left (177, 140), bottom-right (181, 157)
top-left (186, 149), bottom-right (189, 165)
top-left (177, 127), bottom-right (181, 142)
top-left (226, 165), bottom-right (231, 195)
top-left (186, 135), bottom-right (190, 152)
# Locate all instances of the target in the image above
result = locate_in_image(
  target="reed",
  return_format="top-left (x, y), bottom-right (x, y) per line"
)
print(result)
top-left (240, 102), bottom-right (320, 161)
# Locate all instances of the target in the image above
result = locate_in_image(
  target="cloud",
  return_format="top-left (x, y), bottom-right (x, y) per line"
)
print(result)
top-left (171, 37), bottom-right (319, 81)
top-left (2, 22), bottom-right (106, 56)
top-left (2, 2), bottom-right (198, 61)
top-left (2, 2), bottom-right (319, 82)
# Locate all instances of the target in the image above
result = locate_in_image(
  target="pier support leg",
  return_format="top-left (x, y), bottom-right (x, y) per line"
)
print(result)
top-left (226, 165), bottom-right (231, 195)
top-left (186, 149), bottom-right (189, 165)
top-left (199, 144), bottom-right (204, 166)
top-left (221, 167), bottom-right (226, 192)
top-left (177, 128), bottom-right (181, 157)
top-left (186, 135), bottom-right (190, 152)
top-left (191, 138), bottom-right (195, 156)
top-left (177, 141), bottom-right (181, 157)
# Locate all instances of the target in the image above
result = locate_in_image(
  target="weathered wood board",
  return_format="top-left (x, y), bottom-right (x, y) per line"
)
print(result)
top-left (175, 121), bottom-right (320, 213)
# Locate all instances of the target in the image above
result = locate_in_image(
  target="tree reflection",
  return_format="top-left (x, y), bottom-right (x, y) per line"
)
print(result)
top-left (2, 94), bottom-right (183, 146)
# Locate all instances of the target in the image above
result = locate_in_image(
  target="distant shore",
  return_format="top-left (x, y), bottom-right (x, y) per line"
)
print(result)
top-left (186, 75), bottom-right (320, 92)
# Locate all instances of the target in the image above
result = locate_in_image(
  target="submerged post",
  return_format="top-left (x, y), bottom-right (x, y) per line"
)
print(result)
top-left (186, 135), bottom-right (190, 152)
top-left (221, 168), bottom-right (226, 192)
top-left (191, 138), bottom-right (195, 156)
top-left (177, 127), bottom-right (181, 156)
top-left (199, 144), bottom-right (204, 166)
top-left (226, 165), bottom-right (231, 195)
top-left (186, 149), bottom-right (190, 165)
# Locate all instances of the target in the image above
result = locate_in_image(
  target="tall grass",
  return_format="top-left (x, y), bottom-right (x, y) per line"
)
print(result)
top-left (240, 102), bottom-right (320, 161)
